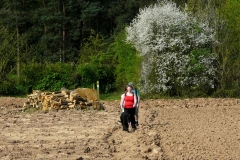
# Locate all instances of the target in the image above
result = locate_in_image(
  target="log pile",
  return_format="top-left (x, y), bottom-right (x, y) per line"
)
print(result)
top-left (23, 88), bottom-right (104, 111)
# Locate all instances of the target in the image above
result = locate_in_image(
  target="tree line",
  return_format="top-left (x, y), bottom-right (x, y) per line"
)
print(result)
top-left (0, 0), bottom-right (239, 98)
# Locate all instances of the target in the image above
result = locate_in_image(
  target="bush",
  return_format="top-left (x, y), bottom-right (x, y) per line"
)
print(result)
top-left (126, 0), bottom-right (217, 95)
top-left (0, 74), bottom-right (26, 95)
top-left (20, 62), bottom-right (80, 92)
top-left (212, 89), bottom-right (240, 98)
top-left (108, 31), bottom-right (141, 90)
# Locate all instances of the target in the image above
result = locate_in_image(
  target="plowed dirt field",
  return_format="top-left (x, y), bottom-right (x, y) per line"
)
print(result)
top-left (0, 97), bottom-right (239, 160)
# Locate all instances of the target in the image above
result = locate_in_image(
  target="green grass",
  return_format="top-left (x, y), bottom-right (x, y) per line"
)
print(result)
top-left (23, 107), bottom-right (41, 113)
top-left (100, 92), bottom-right (123, 101)
top-left (100, 92), bottom-right (173, 101)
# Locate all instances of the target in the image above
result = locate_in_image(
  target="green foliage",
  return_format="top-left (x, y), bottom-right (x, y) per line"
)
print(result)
top-left (20, 62), bottom-right (79, 92)
top-left (77, 63), bottom-right (116, 93)
top-left (23, 107), bottom-right (40, 114)
top-left (79, 30), bottom-right (107, 63)
top-left (0, 0), bottom-right (239, 98)
top-left (186, 0), bottom-right (240, 95)
top-left (0, 74), bottom-right (25, 95)
top-left (99, 92), bottom-right (122, 101)
top-left (188, 49), bottom-right (210, 76)
top-left (34, 62), bottom-right (78, 91)
top-left (213, 89), bottom-right (240, 98)
top-left (0, 24), bottom-right (16, 80)
top-left (215, 0), bottom-right (240, 91)
top-left (0, 0), bottom-right (153, 95)
top-left (109, 31), bottom-right (141, 90)
top-left (35, 74), bottom-right (64, 91)
top-left (126, 1), bottom-right (217, 95)
top-left (77, 64), bottom-right (98, 88)
top-left (78, 30), bottom-right (116, 93)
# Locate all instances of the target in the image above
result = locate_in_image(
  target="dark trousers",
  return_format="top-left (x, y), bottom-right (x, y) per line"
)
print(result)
top-left (122, 108), bottom-right (136, 130)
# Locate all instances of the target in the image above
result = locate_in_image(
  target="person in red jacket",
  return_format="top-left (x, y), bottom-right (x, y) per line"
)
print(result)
top-left (120, 84), bottom-right (137, 132)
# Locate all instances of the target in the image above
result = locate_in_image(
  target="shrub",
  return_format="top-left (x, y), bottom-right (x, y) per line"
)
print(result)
top-left (126, 0), bottom-right (217, 96)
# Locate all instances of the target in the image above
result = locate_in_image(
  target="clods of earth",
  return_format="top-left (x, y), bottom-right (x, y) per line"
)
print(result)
top-left (0, 97), bottom-right (239, 159)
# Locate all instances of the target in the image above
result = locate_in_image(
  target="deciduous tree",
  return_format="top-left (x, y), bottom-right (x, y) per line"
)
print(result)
top-left (126, 0), bottom-right (217, 95)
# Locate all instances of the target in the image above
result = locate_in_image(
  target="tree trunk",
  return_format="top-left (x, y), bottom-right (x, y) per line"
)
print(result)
top-left (62, 0), bottom-right (65, 62)
top-left (16, 25), bottom-right (20, 78)
top-left (15, 0), bottom-right (20, 79)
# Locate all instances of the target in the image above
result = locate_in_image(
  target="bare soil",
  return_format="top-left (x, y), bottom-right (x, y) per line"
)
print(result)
top-left (0, 97), bottom-right (239, 160)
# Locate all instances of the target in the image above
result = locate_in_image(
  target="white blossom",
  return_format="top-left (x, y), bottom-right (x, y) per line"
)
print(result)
top-left (126, 0), bottom-right (217, 93)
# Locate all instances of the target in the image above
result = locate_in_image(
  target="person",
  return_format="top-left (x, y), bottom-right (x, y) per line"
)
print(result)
top-left (120, 85), bottom-right (137, 132)
top-left (128, 82), bottom-right (140, 126)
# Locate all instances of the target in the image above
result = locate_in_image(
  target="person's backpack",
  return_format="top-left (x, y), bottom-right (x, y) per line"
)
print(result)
top-left (133, 88), bottom-right (139, 103)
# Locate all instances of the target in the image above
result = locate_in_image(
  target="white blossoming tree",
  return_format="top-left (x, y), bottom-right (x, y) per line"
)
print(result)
top-left (126, 0), bottom-right (217, 94)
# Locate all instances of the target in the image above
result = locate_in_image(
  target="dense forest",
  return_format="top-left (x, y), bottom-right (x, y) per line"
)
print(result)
top-left (0, 0), bottom-right (239, 98)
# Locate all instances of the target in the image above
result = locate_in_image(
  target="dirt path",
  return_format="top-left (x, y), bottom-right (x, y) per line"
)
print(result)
top-left (0, 97), bottom-right (239, 159)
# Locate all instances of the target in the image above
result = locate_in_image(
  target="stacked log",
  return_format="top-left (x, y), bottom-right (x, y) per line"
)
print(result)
top-left (23, 88), bottom-right (104, 111)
